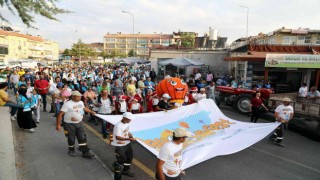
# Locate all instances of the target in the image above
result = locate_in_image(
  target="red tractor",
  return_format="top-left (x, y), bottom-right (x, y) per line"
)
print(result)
top-left (215, 86), bottom-right (272, 114)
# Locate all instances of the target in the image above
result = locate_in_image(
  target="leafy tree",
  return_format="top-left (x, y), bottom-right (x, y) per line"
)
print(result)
top-left (0, 0), bottom-right (70, 28)
top-left (110, 50), bottom-right (127, 58)
top-left (180, 32), bottom-right (196, 48)
top-left (70, 39), bottom-right (96, 60)
top-left (99, 51), bottom-right (111, 62)
top-left (128, 49), bottom-right (137, 57)
top-left (63, 49), bottom-right (72, 56)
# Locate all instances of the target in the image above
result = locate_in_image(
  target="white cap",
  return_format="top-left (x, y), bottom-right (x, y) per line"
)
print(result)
top-left (283, 97), bottom-right (291, 102)
top-left (200, 88), bottom-right (205, 91)
top-left (123, 112), bottom-right (134, 120)
top-left (162, 93), bottom-right (171, 99)
top-left (173, 128), bottom-right (193, 138)
top-left (71, 91), bottom-right (82, 96)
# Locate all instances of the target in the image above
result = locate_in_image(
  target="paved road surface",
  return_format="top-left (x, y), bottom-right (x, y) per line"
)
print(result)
top-left (85, 105), bottom-right (320, 180)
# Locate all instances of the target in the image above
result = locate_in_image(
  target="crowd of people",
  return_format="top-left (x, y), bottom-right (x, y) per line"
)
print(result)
top-left (0, 63), bottom-right (319, 179)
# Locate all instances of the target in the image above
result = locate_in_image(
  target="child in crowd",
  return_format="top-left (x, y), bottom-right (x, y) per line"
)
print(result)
top-left (31, 89), bottom-right (41, 123)
top-left (116, 95), bottom-right (128, 114)
top-left (129, 98), bottom-right (142, 114)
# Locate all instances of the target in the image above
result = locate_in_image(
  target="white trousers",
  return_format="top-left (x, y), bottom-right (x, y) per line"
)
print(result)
top-left (32, 107), bottom-right (40, 122)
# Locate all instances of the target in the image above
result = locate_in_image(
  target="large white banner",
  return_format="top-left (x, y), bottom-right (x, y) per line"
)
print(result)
top-left (96, 99), bottom-right (280, 170)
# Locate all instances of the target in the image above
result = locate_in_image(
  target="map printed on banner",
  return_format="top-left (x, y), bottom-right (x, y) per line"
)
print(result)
top-left (97, 99), bottom-right (280, 170)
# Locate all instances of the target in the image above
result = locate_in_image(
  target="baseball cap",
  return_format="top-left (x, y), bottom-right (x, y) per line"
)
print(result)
top-left (162, 93), bottom-right (171, 99)
top-left (123, 112), bottom-right (134, 120)
top-left (57, 82), bottom-right (64, 88)
top-left (71, 91), bottom-right (82, 96)
top-left (173, 128), bottom-right (193, 138)
top-left (283, 97), bottom-right (291, 102)
top-left (200, 88), bottom-right (205, 91)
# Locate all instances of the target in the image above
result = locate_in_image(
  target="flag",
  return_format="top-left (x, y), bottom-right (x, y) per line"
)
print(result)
top-left (96, 99), bottom-right (279, 170)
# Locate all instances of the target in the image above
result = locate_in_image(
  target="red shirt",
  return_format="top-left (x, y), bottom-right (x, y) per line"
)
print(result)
top-left (35, 79), bottom-right (49, 94)
top-left (251, 97), bottom-right (262, 108)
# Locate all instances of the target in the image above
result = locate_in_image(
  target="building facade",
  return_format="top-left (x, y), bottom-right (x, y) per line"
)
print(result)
top-left (103, 33), bottom-right (174, 58)
top-left (0, 28), bottom-right (59, 64)
top-left (226, 27), bottom-right (320, 92)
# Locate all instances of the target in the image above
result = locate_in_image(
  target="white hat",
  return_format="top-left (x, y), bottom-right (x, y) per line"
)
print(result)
top-left (200, 88), bottom-right (205, 91)
top-left (123, 112), bottom-right (134, 120)
top-left (173, 128), bottom-right (193, 138)
top-left (162, 93), bottom-right (171, 99)
top-left (283, 97), bottom-right (291, 102)
top-left (71, 91), bottom-right (82, 96)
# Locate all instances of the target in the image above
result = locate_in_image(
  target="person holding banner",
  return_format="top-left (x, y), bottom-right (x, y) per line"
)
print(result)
top-left (112, 112), bottom-right (136, 178)
top-left (156, 128), bottom-right (193, 180)
top-left (268, 97), bottom-right (294, 147)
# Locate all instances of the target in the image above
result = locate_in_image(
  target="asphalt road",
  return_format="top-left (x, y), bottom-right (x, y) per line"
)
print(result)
top-left (81, 105), bottom-right (320, 180)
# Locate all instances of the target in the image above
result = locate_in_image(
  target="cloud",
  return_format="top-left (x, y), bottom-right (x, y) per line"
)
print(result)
top-left (1, 0), bottom-right (320, 49)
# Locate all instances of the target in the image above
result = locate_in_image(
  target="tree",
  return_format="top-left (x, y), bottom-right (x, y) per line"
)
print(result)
top-left (180, 32), bottom-right (196, 48)
top-left (111, 50), bottom-right (127, 59)
top-left (70, 39), bottom-right (96, 60)
top-left (63, 49), bottom-right (72, 56)
top-left (0, 0), bottom-right (70, 28)
top-left (128, 49), bottom-right (137, 57)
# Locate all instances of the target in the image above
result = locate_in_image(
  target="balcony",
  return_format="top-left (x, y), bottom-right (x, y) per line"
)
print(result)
top-left (29, 54), bottom-right (44, 58)
top-left (29, 46), bottom-right (44, 51)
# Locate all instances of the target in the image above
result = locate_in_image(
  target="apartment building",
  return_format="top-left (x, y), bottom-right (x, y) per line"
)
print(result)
top-left (103, 33), bottom-right (174, 58)
top-left (0, 27), bottom-right (59, 64)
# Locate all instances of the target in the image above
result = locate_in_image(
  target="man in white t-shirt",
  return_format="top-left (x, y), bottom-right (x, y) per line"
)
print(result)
top-left (56, 91), bottom-right (96, 158)
top-left (156, 128), bottom-right (193, 180)
top-left (112, 112), bottom-right (136, 178)
top-left (268, 97), bottom-right (294, 147)
top-left (298, 83), bottom-right (308, 97)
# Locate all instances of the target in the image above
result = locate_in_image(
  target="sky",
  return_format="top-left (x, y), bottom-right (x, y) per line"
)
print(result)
top-left (1, 0), bottom-right (320, 49)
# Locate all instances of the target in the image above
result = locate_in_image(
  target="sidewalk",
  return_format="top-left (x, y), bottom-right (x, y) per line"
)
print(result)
top-left (12, 102), bottom-right (113, 180)
top-left (0, 107), bottom-right (17, 180)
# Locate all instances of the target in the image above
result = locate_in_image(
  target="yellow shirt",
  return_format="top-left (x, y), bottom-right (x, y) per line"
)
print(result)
top-left (18, 71), bottom-right (25, 77)
top-left (0, 89), bottom-right (8, 106)
top-left (126, 84), bottom-right (136, 95)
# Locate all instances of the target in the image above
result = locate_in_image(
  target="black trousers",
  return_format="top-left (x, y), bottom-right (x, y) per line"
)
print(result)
top-left (269, 122), bottom-right (286, 143)
top-left (155, 173), bottom-right (181, 180)
top-left (251, 107), bottom-right (260, 123)
top-left (40, 94), bottom-right (47, 110)
top-left (115, 143), bottom-right (133, 165)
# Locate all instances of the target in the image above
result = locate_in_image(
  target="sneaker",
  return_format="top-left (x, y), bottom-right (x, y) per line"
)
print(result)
top-left (103, 134), bottom-right (107, 139)
top-left (36, 121), bottom-right (40, 123)
top-left (82, 151), bottom-right (94, 159)
top-left (276, 142), bottom-right (286, 147)
top-left (68, 150), bottom-right (77, 157)
top-left (122, 171), bottom-right (135, 177)
top-left (10, 116), bottom-right (16, 121)
top-left (27, 128), bottom-right (35, 133)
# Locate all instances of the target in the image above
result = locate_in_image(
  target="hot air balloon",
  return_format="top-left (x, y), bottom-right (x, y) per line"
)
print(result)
top-left (179, 121), bottom-right (190, 129)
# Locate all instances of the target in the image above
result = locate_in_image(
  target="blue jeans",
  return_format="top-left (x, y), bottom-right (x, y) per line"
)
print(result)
top-left (4, 102), bottom-right (20, 116)
top-left (100, 114), bottom-right (110, 136)
top-left (55, 102), bottom-right (64, 117)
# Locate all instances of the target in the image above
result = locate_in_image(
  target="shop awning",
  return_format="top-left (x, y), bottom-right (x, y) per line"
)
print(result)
top-left (158, 57), bottom-right (204, 66)
top-left (224, 51), bottom-right (313, 62)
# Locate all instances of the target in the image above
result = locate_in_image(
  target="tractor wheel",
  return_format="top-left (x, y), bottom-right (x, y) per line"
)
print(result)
top-left (233, 94), bottom-right (252, 114)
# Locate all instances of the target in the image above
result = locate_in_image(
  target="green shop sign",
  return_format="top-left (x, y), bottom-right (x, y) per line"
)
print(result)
top-left (265, 54), bottom-right (320, 68)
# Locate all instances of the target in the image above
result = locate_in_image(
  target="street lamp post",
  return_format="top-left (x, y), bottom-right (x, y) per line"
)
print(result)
top-left (239, 5), bottom-right (249, 88)
top-left (76, 30), bottom-right (81, 66)
top-left (122, 11), bottom-right (135, 56)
